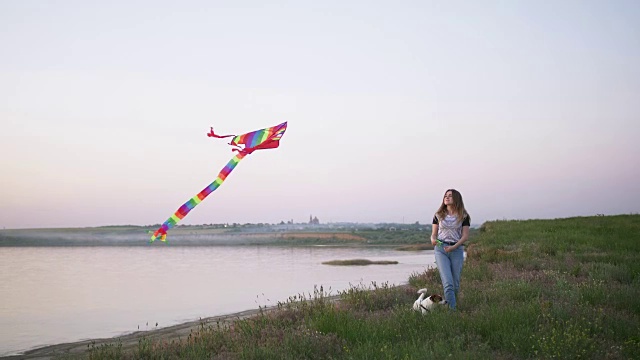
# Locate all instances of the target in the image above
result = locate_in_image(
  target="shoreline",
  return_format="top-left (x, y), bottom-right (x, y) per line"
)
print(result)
top-left (3, 294), bottom-right (345, 360)
top-left (3, 307), bottom-right (272, 360)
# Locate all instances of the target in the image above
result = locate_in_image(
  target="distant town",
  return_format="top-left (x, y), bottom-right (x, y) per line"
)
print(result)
top-left (167, 214), bottom-right (434, 232)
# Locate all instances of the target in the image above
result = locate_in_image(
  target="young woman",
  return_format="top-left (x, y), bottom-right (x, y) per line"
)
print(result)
top-left (430, 189), bottom-right (470, 310)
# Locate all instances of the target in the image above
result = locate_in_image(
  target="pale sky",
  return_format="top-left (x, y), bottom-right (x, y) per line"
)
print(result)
top-left (1, 0), bottom-right (639, 229)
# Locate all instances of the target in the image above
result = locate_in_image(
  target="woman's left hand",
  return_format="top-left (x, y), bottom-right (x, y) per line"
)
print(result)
top-left (444, 246), bottom-right (455, 253)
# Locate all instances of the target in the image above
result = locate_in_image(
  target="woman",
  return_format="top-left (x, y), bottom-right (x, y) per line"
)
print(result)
top-left (431, 189), bottom-right (470, 310)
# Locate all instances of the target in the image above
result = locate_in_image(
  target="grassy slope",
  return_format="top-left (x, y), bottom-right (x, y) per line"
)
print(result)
top-left (69, 215), bottom-right (640, 359)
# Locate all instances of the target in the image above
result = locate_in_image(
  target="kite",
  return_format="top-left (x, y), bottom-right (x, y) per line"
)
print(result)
top-left (150, 121), bottom-right (288, 242)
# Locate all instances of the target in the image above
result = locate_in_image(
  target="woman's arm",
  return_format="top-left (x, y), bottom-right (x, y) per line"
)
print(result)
top-left (430, 224), bottom-right (439, 246)
top-left (450, 226), bottom-right (470, 251)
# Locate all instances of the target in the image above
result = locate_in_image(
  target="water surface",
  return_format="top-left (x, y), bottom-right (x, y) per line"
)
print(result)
top-left (0, 246), bottom-right (434, 356)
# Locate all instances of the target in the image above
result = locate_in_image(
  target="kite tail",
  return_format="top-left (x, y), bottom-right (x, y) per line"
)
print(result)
top-left (206, 127), bottom-right (235, 139)
top-left (150, 151), bottom-right (249, 242)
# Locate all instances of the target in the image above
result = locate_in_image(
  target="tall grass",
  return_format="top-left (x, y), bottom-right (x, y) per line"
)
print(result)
top-left (65, 215), bottom-right (640, 359)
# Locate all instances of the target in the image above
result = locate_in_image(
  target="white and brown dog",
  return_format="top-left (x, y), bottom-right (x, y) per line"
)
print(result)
top-left (412, 288), bottom-right (447, 314)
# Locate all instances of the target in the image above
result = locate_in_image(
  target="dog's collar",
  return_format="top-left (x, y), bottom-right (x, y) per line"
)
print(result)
top-left (420, 304), bottom-right (431, 312)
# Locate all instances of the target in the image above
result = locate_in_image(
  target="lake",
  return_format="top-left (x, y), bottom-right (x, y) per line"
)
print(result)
top-left (0, 246), bottom-right (435, 356)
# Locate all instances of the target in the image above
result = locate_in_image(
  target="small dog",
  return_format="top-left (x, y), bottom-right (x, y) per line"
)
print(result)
top-left (412, 288), bottom-right (447, 313)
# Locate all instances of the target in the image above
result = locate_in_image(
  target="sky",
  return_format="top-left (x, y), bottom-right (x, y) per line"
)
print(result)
top-left (1, 0), bottom-right (639, 229)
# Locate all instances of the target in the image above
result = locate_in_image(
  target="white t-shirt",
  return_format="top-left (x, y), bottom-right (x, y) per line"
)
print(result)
top-left (432, 214), bottom-right (470, 244)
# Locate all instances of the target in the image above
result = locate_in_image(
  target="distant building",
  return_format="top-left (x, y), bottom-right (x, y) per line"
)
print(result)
top-left (309, 215), bottom-right (320, 225)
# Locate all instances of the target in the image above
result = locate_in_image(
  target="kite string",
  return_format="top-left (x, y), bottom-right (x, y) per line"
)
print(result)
top-left (150, 151), bottom-right (248, 242)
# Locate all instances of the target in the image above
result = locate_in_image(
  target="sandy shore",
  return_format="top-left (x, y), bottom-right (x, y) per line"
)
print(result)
top-left (2, 307), bottom-right (271, 360)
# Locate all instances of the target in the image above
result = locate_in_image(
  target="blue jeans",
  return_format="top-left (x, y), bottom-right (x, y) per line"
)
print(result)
top-left (434, 245), bottom-right (464, 309)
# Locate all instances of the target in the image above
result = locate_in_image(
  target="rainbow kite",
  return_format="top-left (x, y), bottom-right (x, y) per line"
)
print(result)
top-left (150, 122), bottom-right (288, 242)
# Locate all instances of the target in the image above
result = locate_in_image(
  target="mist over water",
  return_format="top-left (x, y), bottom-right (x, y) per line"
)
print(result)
top-left (0, 246), bottom-right (434, 356)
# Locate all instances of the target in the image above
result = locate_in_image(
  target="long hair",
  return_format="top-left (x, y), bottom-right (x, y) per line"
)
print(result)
top-left (435, 189), bottom-right (469, 224)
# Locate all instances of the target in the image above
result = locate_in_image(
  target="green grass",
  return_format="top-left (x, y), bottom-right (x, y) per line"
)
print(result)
top-left (321, 259), bottom-right (399, 266)
top-left (394, 244), bottom-right (433, 251)
top-left (60, 215), bottom-right (640, 359)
